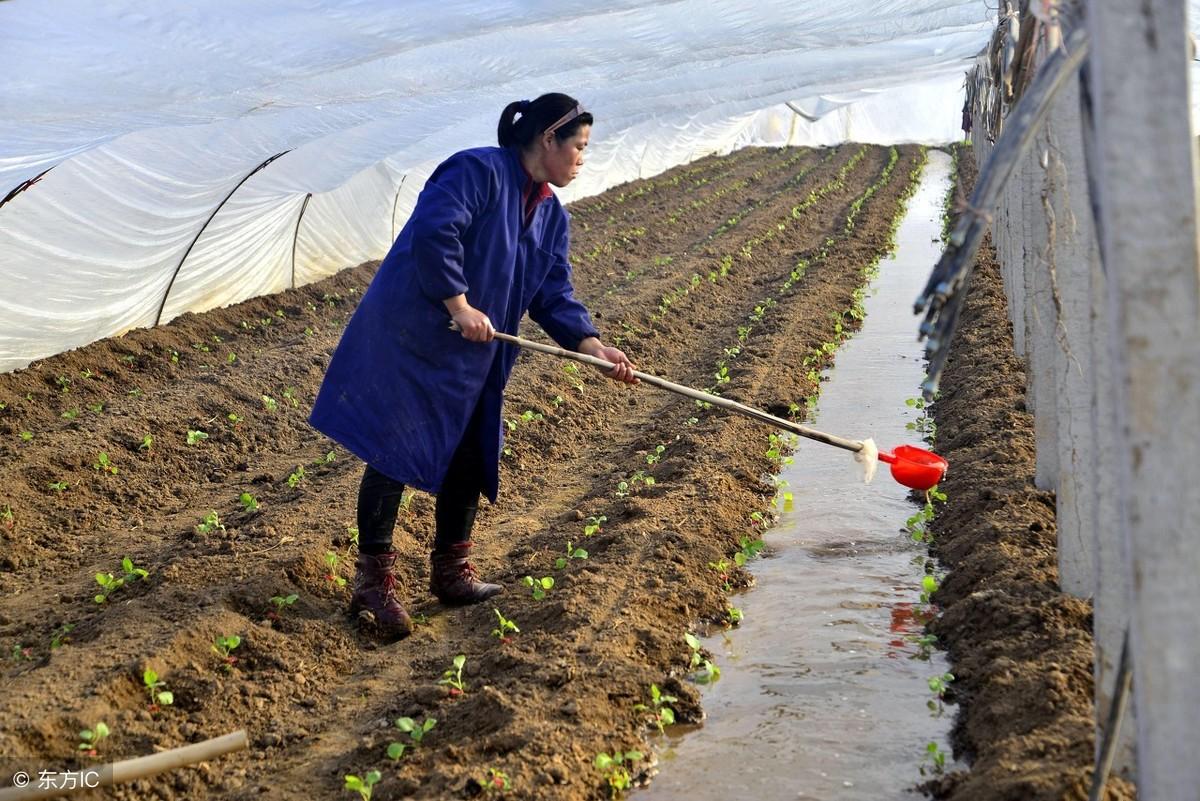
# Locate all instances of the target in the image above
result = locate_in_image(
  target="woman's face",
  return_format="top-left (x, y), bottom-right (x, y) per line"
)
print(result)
top-left (541, 125), bottom-right (590, 187)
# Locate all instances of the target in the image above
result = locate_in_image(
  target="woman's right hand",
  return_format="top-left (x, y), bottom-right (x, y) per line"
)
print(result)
top-left (450, 305), bottom-right (495, 343)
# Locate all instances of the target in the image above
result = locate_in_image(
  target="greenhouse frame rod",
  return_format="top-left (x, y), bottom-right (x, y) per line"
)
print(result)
top-left (0, 167), bottom-right (53, 212)
top-left (153, 150), bottom-right (290, 326)
top-left (290, 193), bottom-right (313, 289)
top-left (913, 24), bottom-right (1089, 400)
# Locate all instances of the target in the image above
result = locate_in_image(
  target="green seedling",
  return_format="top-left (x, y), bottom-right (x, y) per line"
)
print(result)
top-left (521, 575), bottom-right (554, 600)
top-left (438, 654), bottom-right (467, 696)
top-left (240, 492), bottom-right (259, 512)
top-left (562, 362), bottom-right (585, 392)
top-left (93, 452), bottom-right (118, 475)
top-left (268, 594), bottom-right (299, 620)
top-left (927, 671), bottom-right (954, 715)
top-left (491, 608), bottom-right (519, 642)
top-left (142, 668), bottom-right (174, 709)
top-left (261, 395), bottom-right (278, 412)
top-left (482, 767), bottom-right (511, 794)
top-left (55, 375), bottom-right (72, 393)
top-left (170, 350), bottom-right (180, 363)
top-left (192, 342), bottom-right (210, 353)
top-left (87, 402), bottom-right (104, 413)
top-left (314, 451), bottom-right (336, 466)
top-left (928, 672), bottom-right (953, 697)
top-left (684, 633), bottom-right (721, 684)
top-left (226, 352), bottom-right (237, 365)
top-left (186, 429), bottom-right (208, 445)
top-left (616, 470), bottom-right (655, 498)
top-left (583, 515), bottom-right (607, 537)
top-left (77, 722), bottom-right (109, 756)
top-left (287, 465), bottom-right (306, 488)
top-left (905, 396), bottom-right (937, 438)
top-left (347, 526), bottom-right (360, 548)
top-left (227, 412), bottom-right (243, 425)
top-left (633, 684), bottom-right (677, 734)
top-left (324, 551), bottom-right (346, 587)
top-left (61, 408), bottom-right (79, 420)
top-left (282, 387), bottom-right (299, 407)
top-left (554, 541), bottom-right (588, 570)
top-left (726, 606), bottom-right (745, 624)
top-left (519, 409), bottom-right (543, 424)
top-left (387, 716), bottom-right (436, 760)
top-left (212, 634), bottom-right (241, 670)
top-left (94, 556), bottom-right (149, 604)
top-left (920, 574), bottom-right (940, 604)
top-left (906, 486), bottom-right (947, 543)
top-left (51, 623), bottom-right (75, 649)
top-left (195, 511), bottom-right (224, 536)
top-left (11, 643), bottom-right (32, 661)
top-left (921, 741), bottom-right (947, 776)
top-left (344, 771), bottom-right (380, 800)
top-left (19, 431), bottom-right (33, 442)
top-left (48, 481), bottom-right (69, 493)
top-left (645, 445), bottom-right (665, 465)
top-left (734, 536), bottom-right (765, 566)
top-left (550, 394), bottom-right (564, 408)
top-left (138, 434), bottom-right (153, 451)
top-left (1, 505), bottom-right (13, 531)
top-left (594, 750), bottom-right (643, 798)
top-left (911, 632), bottom-right (938, 660)
top-left (707, 558), bottom-right (732, 592)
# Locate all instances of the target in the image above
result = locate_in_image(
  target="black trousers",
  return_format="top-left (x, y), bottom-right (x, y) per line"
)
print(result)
top-left (357, 406), bottom-right (488, 556)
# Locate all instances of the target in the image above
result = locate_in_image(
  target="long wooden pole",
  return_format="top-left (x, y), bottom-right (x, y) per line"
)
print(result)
top-left (0, 731), bottom-right (248, 801)
top-left (491, 330), bottom-right (866, 453)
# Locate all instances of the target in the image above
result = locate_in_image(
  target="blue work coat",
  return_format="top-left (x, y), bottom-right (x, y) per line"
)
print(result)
top-left (309, 146), bottom-right (599, 502)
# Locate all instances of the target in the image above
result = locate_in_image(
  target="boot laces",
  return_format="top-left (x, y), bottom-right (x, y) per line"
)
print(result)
top-left (377, 570), bottom-right (401, 602)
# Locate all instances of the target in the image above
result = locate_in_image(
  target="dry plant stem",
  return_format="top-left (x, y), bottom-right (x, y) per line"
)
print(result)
top-left (0, 731), bottom-right (249, 801)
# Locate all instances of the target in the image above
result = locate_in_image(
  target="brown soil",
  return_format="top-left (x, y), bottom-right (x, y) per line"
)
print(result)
top-left (922, 145), bottom-right (1135, 801)
top-left (1, 143), bottom-right (926, 801)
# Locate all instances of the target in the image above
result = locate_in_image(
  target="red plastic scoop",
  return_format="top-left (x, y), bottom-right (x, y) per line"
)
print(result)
top-left (877, 445), bottom-right (948, 491)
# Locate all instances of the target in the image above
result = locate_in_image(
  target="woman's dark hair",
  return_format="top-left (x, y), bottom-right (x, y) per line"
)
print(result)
top-left (497, 93), bottom-right (593, 148)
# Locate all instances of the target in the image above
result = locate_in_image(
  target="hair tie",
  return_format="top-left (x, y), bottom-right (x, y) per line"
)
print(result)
top-left (518, 99), bottom-right (532, 112)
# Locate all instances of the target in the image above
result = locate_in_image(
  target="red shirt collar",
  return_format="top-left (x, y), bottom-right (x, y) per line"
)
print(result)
top-left (519, 160), bottom-right (553, 209)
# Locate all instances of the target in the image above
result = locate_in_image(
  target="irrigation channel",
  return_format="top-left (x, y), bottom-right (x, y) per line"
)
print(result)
top-left (640, 151), bottom-right (955, 801)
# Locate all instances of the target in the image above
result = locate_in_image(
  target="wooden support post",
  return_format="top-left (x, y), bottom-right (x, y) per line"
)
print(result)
top-left (1045, 70), bottom-right (1136, 775)
top-left (1084, 0), bottom-right (1200, 796)
top-left (1026, 130), bottom-right (1060, 491)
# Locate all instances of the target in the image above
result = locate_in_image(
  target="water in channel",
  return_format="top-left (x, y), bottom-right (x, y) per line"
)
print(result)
top-left (638, 149), bottom-right (955, 801)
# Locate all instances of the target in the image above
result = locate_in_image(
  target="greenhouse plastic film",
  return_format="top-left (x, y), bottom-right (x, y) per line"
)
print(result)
top-left (3, 1), bottom-right (1011, 371)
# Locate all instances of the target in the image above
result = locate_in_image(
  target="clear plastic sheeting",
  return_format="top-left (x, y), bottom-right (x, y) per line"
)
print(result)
top-left (0, 0), bottom-right (997, 372)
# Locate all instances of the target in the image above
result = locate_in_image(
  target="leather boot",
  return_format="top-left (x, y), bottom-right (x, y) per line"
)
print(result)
top-left (429, 542), bottom-right (503, 605)
top-left (349, 551), bottom-right (413, 638)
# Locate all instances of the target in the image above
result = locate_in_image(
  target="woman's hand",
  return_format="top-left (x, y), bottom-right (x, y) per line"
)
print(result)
top-left (579, 337), bottom-right (638, 384)
top-left (449, 305), bottom-right (495, 343)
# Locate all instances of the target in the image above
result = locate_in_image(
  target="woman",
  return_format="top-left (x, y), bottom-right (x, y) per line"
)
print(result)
top-left (310, 93), bottom-right (637, 639)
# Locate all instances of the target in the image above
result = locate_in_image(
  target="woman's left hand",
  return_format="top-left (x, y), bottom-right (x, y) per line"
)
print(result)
top-left (580, 339), bottom-right (638, 384)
